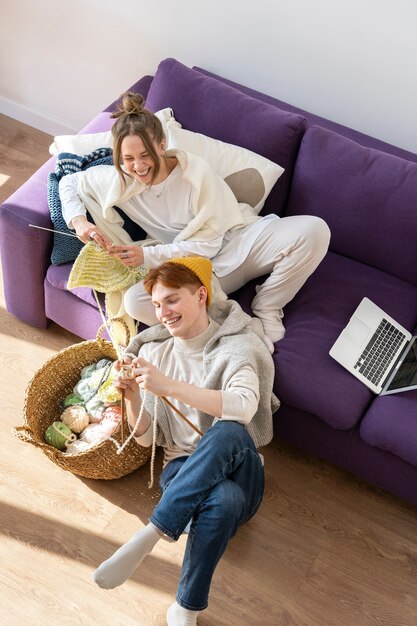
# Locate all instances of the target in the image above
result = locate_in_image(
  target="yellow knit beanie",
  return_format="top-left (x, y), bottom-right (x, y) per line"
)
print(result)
top-left (169, 256), bottom-right (213, 305)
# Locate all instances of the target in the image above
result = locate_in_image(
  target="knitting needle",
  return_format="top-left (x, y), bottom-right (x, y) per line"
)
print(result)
top-left (161, 396), bottom-right (203, 436)
top-left (29, 224), bottom-right (79, 238)
top-left (120, 389), bottom-right (125, 443)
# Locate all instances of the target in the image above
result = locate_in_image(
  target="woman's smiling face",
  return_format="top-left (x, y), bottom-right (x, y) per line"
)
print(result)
top-left (121, 134), bottom-right (164, 185)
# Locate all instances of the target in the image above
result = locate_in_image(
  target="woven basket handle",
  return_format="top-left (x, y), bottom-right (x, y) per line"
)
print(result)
top-left (13, 425), bottom-right (52, 451)
top-left (96, 318), bottom-right (131, 348)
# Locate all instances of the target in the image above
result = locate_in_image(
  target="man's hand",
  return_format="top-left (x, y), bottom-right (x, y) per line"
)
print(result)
top-left (114, 357), bottom-right (151, 436)
top-left (114, 357), bottom-right (139, 399)
top-left (131, 358), bottom-right (173, 397)
top-left (132, 357), bottom-right (223, 418)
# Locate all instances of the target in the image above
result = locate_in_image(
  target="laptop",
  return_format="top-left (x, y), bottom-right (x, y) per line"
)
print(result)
top-left (329, 297), bottom-right (417, 395)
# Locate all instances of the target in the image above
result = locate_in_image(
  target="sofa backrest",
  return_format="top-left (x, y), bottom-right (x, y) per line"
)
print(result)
top-left (195, 66), bottom-right (417, 165)
top-left (284, 125), bottom-right (417, 286)
top-left (70, 59), bottom-right (417, 286)
top-left (144, 58), bottom-right (306, 216)
top-left (195, 64), bottom-right (417, 287)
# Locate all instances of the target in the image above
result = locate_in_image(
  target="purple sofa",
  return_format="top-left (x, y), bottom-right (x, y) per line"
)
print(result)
top-left (2, 58), bottom-right (417, 505)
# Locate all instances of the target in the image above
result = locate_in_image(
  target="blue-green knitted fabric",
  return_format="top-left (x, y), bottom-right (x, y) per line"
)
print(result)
top-left (47, 148), bottom-right (113, 265)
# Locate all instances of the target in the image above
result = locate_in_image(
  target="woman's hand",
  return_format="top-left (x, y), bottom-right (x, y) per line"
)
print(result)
top-left (71, 216), bottom-right (113, 249)
top-left (108, 244), bottom-right (145, 267)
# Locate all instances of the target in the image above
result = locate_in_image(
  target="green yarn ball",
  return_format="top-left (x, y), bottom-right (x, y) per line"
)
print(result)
top-left (45, 422), bottom-right (74, 450)
top-left (63, 392), bottom-right (84, 407)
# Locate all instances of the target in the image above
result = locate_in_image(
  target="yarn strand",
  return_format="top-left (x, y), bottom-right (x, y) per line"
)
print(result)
top-left (120, 388), bottom-right (125, 443)
top-left (148, 395), bottom-right (159, 489)
top-left (105, 336), bottom-right (203, 487)
top-left (106, 389), bottom-right (148, 455)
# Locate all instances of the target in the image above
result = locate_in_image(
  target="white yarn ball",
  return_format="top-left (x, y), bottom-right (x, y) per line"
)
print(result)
top-left (79, 423), bottom-right (108, 445)
top-left (65, 439), bottom-right (91, 455)
top-left (61, 405), bottom-right (89, 434)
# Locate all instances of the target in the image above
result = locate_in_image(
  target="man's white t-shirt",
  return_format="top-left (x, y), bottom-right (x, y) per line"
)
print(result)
top-left (133, 320), bottom-right (260, 467)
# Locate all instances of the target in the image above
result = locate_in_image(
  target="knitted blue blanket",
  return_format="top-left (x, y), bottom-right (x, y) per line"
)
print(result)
top-left (48, 149), bottom-right (113, 265)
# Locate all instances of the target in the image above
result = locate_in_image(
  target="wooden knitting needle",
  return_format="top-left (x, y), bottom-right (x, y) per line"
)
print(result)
top-left (120, 388), bottom-right (125, 443)
top-left (161, 396), bottom-right (203, 436)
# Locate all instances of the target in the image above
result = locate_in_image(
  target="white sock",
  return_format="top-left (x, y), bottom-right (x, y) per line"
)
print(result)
top-left (263, 320), bottom-right (285, 344)
top-left (167, 601), bottom-right (199, 626)
top-left (93, 523), bottom-right (161, 589)
top-left (249, 317), bottom-right (275, 354)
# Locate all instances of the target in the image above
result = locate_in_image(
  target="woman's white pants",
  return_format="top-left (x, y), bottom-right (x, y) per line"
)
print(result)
top-left (124, 215), bottom-right (330, 342)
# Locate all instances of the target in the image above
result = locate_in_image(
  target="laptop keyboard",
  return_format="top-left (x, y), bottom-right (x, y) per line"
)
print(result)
top-left (354, 318), bottom-right (406, 386)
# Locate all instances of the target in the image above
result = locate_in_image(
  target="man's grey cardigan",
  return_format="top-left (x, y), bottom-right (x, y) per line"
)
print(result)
top-left (126, 300), bottom-right (279, 449)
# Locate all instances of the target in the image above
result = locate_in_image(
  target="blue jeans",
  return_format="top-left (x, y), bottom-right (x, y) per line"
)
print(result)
top-left (149, 420), bottom-right (265, 611)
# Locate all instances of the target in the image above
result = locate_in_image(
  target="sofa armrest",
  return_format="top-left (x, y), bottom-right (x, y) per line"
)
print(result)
top-left (0, 74), bottom-right (155, 330)
top-left (0, 159), bottom-right (55, 328)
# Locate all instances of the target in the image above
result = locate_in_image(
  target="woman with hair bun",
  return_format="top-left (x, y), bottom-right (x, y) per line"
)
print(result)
top-left (60, 92), bottom-right (330, 350)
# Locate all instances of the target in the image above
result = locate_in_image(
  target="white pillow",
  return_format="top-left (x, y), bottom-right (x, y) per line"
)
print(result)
top-left (49, 108), bottom-right (173, 156)
top-left (165, 117), bottom-right (284, 214)
top-left (49, 129), bottom-right (113, 156)
top-left (49, 107), bottom-right (284, 214)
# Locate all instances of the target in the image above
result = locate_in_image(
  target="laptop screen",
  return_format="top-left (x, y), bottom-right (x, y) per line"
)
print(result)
top-left (385, 337), bottom-right (417, 392)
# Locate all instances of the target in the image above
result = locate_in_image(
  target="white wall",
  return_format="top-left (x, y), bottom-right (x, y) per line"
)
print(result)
top-left (1, 0), bottom-right (416, 152)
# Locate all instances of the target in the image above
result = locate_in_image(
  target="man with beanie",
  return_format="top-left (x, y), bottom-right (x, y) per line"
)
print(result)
top-left (93, 257), bottom-right (279, 626)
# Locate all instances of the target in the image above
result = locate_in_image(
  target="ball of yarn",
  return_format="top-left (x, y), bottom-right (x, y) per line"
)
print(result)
top-left (85, 397), bottom-right (106, 423)
top-left (97, 378), bottom-right (121, 403)
top-left (96, 358), bottom-right (112, 370)
top-left (100, 416), bottom-right (119, 437)
top-left (89, 366), bottom-right (110, 390)
top-left (61, 405), bottom-right (89, 433)
top-left (102, 406), bottom-right (122, 422)
top-left (63, 392), bottom-right (84, 408)
top-left (79, 423), bottom-right (109, 445)
top-left (45, 422), bottom-right (75, 450)
top-left (65, 439), bottom-right (91, 455)
top-left (80, 363), bottom-right (97, 379)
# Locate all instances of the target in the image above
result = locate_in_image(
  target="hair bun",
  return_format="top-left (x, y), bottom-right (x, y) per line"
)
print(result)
top-left (111, 92), bottom-right (146, 119)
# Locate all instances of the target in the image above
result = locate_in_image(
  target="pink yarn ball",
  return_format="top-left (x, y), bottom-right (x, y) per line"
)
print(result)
top-left (99, 416), bottom-right (118, 437)
top-left (102, 406), bottom-right (122, 422)
top-left (79, 423), bottom-right (108, 445)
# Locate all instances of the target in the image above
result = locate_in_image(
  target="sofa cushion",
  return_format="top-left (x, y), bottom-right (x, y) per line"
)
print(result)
top-left (360, 393), bottom-right (417, 467)
top-left (285, 125), bottom-right (417, 286)
top-left (46, 263), bottom-right (100, 309)
top-left (145, 58), bottom-right (306, 215)
top-left (165, 116), bottom-right (284, 214)
top-left (271, 251), bottom-right (417, 430)
top-left (49, 128), bottom-right (113, 157)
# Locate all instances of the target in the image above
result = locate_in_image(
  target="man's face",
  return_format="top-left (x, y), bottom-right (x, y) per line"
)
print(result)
top-left (151, 282), bottom-right (209, 339)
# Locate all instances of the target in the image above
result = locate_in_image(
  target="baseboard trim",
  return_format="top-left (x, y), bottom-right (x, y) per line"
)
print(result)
top-left (0, 96), bottom-right (76, 136)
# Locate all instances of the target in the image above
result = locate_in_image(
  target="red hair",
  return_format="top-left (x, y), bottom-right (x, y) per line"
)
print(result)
top-left (143, 262), bottom-right (203, 297)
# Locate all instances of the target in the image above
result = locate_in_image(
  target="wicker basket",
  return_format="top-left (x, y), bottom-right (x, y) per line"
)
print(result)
top-left (14, 326), bottom-right (151, 480)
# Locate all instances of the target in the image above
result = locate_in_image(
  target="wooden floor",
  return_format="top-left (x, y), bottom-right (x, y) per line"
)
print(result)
top-left (0, 113), bottom-right (416, 626)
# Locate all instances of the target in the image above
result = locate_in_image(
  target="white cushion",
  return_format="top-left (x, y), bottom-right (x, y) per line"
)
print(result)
top-left (165, 118), bottom-right (284, 214)
top-left (49, 108), bottom-right (173, 156)
top-left (49, 130), bottom-right (113, 156)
